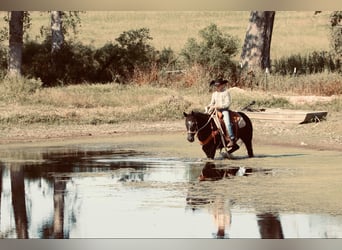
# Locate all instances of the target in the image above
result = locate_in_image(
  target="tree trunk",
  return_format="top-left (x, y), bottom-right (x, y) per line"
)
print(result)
top-left (8, 11), bottom-right (24, 77)
top-left (51, 11), bottom-right (64, 53)
top-left (240, 11), bottom-right (275, 71)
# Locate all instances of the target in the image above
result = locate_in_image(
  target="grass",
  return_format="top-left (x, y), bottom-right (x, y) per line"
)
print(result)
top-left (0, 11), bottom-right (340, 128)
top-left (0, 76), bottom-right (341, 128)
top-left (0, 11), bottom-right (332, 58)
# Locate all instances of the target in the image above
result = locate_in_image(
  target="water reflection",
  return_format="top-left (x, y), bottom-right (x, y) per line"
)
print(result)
top-left (0, 149), bottom-right (342, 238)
top-left (187, 162), bottom-right (280, 238)
top-left (187, 162), bottom-right (342, 239)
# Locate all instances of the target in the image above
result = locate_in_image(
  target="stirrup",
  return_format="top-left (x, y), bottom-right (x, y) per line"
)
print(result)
top-left (227, 140), bottom-right (234, 148)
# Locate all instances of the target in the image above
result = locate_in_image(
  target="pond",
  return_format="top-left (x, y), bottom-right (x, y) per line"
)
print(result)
top-left (1, 139), bottom-right (342, 239)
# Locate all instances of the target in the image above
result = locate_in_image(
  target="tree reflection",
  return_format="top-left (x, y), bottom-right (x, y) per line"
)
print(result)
top-left (0, 162), bottom-right (3, 226)
top-left (188, 162), bottom-right (284, 239)
top-left (10, 163), bottom-right (29, 239)
top-left (257, 213), bottom-right (284, 239)
top-left (53, 177), bottom-right (67, 238)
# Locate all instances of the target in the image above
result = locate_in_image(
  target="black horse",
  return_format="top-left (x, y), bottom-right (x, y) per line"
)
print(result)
top-left (183, 110), bottom-right (254, 159)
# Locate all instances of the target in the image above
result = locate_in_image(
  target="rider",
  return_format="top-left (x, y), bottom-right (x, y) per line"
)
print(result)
top-left (206, 78), bottom-right (235, 148)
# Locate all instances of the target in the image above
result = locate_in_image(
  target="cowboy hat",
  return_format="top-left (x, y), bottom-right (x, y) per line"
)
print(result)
top-left (209, 78), bottom-right (228, 87)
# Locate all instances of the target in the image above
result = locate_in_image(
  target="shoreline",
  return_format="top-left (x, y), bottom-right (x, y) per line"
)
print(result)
top-left (1, 119), bottom-right (341, 152)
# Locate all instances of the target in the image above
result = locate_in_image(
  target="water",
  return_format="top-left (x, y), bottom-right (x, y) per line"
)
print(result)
top-left (1, 146), bottom-right (342, 238)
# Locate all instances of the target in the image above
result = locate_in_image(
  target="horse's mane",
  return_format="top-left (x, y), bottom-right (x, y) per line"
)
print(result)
top-left (191, 111), bottom-right (209, 119)
top-left (189, 111), bottom-right (211, 126)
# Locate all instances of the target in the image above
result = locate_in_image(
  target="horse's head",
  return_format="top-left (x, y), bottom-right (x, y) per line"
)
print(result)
top-left (183, 111), bottom-right (197, 142)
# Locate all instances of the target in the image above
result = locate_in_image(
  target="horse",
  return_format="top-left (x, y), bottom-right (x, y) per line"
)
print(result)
top-left (183, 109), bottom-right (254, 159)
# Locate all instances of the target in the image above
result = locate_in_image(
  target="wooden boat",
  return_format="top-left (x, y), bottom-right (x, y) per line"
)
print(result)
top-left (244, 108), bottom-right (328, 124)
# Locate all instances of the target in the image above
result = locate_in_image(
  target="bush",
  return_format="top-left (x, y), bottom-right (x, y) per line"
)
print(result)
top-left (180, 24), bottom-right (239, 79)
top-left (0, 76), bottom-right (43, 102)
top-left (19, 28), bottom-right (159, 86)
top-left (22, 39), bottom-right (98, 86)
top-left (272, 51), bottom-right (341, 75)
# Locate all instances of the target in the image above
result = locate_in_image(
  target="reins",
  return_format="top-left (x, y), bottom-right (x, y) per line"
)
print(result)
top-left (186, 112), bottom-right (214, 135)
top-left (193, 111), bottom-right (220, 146)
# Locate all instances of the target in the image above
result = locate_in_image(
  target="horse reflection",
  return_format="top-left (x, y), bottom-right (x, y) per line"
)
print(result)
top-left (187, 162), bottom-right (236, 238)
top-left (187, 162), bottom-right (284, 239)
top-left (198, 162), bottom-right (252, 181)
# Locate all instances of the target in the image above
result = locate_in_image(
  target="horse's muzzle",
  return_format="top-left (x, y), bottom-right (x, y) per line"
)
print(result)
top-left (187, 133), bottom-right (195, 142)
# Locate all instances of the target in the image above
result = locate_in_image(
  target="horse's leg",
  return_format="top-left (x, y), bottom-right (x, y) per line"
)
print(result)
top-left (203, 143), bottom-right (216, 159)
top-left (228, 143), bottom-right (240, 154)
top-left (242, 137), bottom-right (254, 157)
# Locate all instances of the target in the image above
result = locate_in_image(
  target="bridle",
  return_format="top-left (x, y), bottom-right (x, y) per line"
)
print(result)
top-left (186, 110), bottom-right (229, 148)
top-left (186, 112), bottom-right (215, 137)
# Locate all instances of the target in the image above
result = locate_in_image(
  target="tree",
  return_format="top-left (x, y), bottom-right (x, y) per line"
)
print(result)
top-left (240, 11), bottom-right (275, 71)
top-left (51, 11), bottom-right (64, 53)
top-left (50, 11), bottom-right (82, 53)
top-left (330, 11), bottom-right (342, 58)
top-left (8, 11), bottom-right (24, 77)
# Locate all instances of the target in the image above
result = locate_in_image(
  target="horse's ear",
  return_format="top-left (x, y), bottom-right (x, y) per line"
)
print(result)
top-left (183, 112), bottom-right (188, 117)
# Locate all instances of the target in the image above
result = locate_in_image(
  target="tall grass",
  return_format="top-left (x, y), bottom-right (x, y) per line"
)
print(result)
top-left (0, 76), bottom-right (341, 127)
top-left (0, 11), bottom-right (341, 128)
top-left (0, 11), bottom-right (331, 58)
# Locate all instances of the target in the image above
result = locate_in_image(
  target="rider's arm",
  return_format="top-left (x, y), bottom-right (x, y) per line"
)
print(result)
top-left (207, 92), bottom-right (216, 107)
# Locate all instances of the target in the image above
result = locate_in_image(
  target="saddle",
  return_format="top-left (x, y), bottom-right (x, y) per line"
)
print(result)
top-left (217, 110), bottom-right (246, 139)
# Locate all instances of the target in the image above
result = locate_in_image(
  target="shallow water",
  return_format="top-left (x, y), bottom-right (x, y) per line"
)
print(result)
top-left (1, 140), bottom-right (342, 239)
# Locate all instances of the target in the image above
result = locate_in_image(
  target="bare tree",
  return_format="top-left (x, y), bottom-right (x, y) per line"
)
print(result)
top-left (240, 11), bottom-right (275, 71)
top-left (8, 11), bottom-right (24, 77)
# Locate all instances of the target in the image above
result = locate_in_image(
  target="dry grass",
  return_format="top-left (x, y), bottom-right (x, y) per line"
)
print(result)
top-left (0, 11), bottom-right (332, 58)
top-left (0, 11), bottom-right (340, 129)
top-left (0, 76), bottom-right (341, 129)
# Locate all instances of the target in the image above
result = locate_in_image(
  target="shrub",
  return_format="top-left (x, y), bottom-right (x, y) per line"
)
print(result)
top-left (0, 45), bottom-right (7, 78)
top-left (22, 39), bottom-right (98, 86)
top-left (0, 76), bottom-right (43, 102)
top-left (19, 28), bottom-right (159, 86)
top-left (180, 24), bottom-right (239, 79)
top-left (272, 51), bottom-right (341, 75)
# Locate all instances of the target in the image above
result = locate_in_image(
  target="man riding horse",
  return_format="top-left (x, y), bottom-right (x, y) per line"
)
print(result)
top-left (206, 78), bottom-right (235, 148)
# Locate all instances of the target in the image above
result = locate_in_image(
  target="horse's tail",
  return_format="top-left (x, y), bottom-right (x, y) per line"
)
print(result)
top-left (237, 111), bottom-right (254, 157)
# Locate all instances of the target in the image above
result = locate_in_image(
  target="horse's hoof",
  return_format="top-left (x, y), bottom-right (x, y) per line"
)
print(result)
top-left (220, 151), bottom-right (232, 159)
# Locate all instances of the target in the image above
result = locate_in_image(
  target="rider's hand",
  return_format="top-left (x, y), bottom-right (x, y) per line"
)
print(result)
top-left (206, 106), bottom-right (215, 114)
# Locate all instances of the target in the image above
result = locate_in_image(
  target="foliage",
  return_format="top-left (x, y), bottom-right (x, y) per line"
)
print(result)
top-left (39, 11), bottom-right (83, 40)
top-left (20, 28), bottom-right (159, 86)
top-left (330, 11), bottom-right (342, 58)
top-left (180, 24), bottom-right (239, 78)
top-left (272, 51), bottom-right (341, 75)
top-left (0, 76), bottom-right (42, 102)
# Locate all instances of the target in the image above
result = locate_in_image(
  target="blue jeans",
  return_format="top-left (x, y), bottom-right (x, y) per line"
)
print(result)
top-left (220, 109), bottom-right (235, 140)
